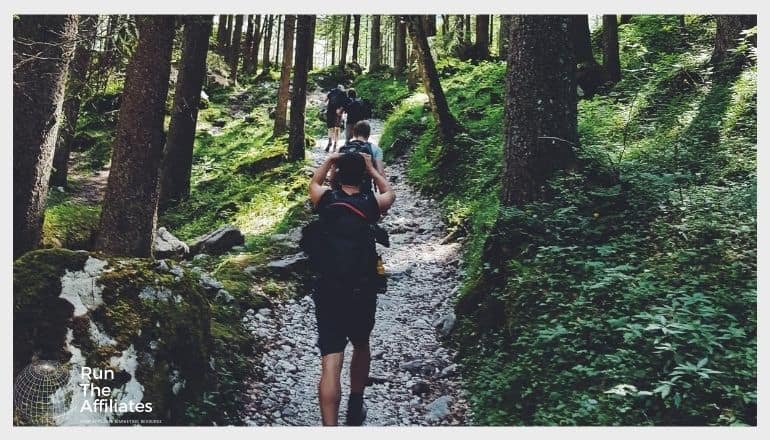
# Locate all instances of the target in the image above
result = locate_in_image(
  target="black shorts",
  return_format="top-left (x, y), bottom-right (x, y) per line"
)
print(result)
top-left (325, 110), bottom-right (341, 129)
top-left (312, 282), bottom-right (377, 356)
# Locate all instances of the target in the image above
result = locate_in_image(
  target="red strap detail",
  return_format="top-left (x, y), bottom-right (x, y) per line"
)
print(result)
top-left (329, 202), bottom-right (368, 220)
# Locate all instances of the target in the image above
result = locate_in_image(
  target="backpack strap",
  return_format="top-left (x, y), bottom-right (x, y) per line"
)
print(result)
top-left (328, 202), bottom-right (368, 220)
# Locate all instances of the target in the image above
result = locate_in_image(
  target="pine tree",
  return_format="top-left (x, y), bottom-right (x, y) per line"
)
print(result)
top-left (602, 14), bottom-right (621, 83)
top-left (274, 15), bottom-right (296, 135)
top-left (289, 15), bottom-right (314, 162)
top-left (229, 15), bottom-right (243, 85)
top-left (369, 15), bottom-right (381, 72)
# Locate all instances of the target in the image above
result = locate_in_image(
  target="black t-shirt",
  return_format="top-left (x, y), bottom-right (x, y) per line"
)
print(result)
top-left (327, 89), bottom-right (348, 110)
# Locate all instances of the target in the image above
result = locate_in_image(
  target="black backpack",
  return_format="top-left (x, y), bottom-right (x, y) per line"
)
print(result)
top-left (346, 98), bottom-right (373, 124)
top-left (336, 140), bottom-right (375, 193)
top-left (300, 190), bottom-right (378, 284)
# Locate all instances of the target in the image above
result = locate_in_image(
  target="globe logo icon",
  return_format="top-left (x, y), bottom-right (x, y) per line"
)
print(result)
top-left (14, 360), bottom-right (72, 426)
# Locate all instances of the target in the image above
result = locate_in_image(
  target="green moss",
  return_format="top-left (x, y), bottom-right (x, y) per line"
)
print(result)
top-left (42, 201), bottom-right (100, 250)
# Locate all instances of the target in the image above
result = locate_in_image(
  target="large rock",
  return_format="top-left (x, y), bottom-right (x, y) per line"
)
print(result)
top-left (265, 252), bottom-right (309, 277)
top-left (189, 225), bottom-right (244, 256)
top-left (13, 249), bottom-right (214, 426)
top-left (154, 227), bottom-right (189, 259)
top-left (425, 395), bottom-right (453, 422)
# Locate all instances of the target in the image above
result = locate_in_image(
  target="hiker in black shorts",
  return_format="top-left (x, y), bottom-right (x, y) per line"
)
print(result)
top-left (341, 88), bottom-right (372, 143)
top-left (324, 85), bottom-right (346, 152)
top-left (308, 152), bottom-right (396, 426)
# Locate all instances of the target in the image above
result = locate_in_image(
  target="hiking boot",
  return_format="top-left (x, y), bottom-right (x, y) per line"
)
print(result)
top-left (345, 394), bottom-right (367, 426)
top-left (325, 143), bottom-right (330, 152)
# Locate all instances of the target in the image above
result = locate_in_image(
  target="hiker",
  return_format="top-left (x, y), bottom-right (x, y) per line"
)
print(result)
top-left (330, 120), bottom-right (386, 194)
top-left (341, 88), bottom-right (372, 142)
top-left (324, 85), bottom-right (347, 152)
top-left (306, 152), bottom-right (396, 426)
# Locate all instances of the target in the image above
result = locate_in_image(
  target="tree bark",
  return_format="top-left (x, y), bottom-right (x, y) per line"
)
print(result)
top-left (13, 15), bottom-right (79, 258)
top-left (51, 15), bottom-right (98, 189)
top-left (602, 14), bottom-right (621, 83)
top-left (474, 15), bottom-right (490, 59)
top-left (274, 15), bottom-right (282, 66)
top-left (571, 15), bottom-right (597, 64)
top-left (249, 15), bottom-right (262, 74)
top-left (242, 15), bottom-right (254, 74)
top-left (352, 15), bottom-right (361, 64)
top-left (308, 15), bottom-right (316, 70)
top-left (405, 15), bottom-right (460, 142)
top-left (274, 15), bottom-right (296, 135)
top-left (94, 15), bottom-right (175, 258)
top-left (289, 15), bottom-right (313, 162)
top-left (369, 15), bottom-right (381, 71)
top-left (394, 16), bottom-right (407, 75)
top-left (454, 15), bottom-right (465, 49)
top-left (223, 15), bottom-right (233, 62)
top-left (262, 14), bottom-right (273, 71)
top-left (620, 15), bottom-right (632, 25)
top-left (339, 15), bottom-right (351, 67)
top-left (498, 15), bottom-right (511, 60)
top-left (464, 15), bottom-right (471, 43)
top-left (711, 15), bottom-right (756, 65)
top-left (500, 15), bottom-right (578, 207)
top-left (423, 15), bottom-right (437, 37)
top-left (229, 15), bottom-right (243, 85)
top-left (158, 16), bottom-right (212, 210)
top-left (217, 15), bottom-right (228, 51)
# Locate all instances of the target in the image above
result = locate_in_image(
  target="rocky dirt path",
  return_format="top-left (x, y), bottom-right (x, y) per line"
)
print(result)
top-left (241, 93), bottom-right (470, 426)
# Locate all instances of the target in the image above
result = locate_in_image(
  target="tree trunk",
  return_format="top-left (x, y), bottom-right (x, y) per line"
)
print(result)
top-left (352, 15), bottom-right (361, 64)
top-left (262, 15), bottom-right (273, 71)
top-left (274, 15), bottom-right (296, 135)
top-left (94, 15), bottom-right (175, 258)
top-left (308, 16), bottom-right (316, 70)
top-left (249, 15), bottom-right (262, 74)
top-left (338, 15), bottom-right (351, 67)
top-left (242, 15), bottom-right (254, 74)
top-left (678, 15), bottom-right (686, 32)
top-left (229, 15), bottom-right (243, 85)
top-left (369, 15), bottom-right (381, 71)
top-left (454, 15), bottom-right (465, 49)
top-left (620, 15), bottom-right (632, 25)
top-left (394, 16), bottom-right (407, 75)
top-left (474, 15), bottom-right (490, 59)
top-left (442, 14), bottom-right (450, 36)
top-left (223, 15), bottom-right (233, 62)
top-left (13, 15), bottom-right (78, 258)
top-left (498, 15), bottom-right (511, 60)
top-left (289, 15), bottom-right (313, 162)
top-left (158, 16), bottom-right (212, 210)
top-left (711, 15), bottom-right (755, 65)
top-left (274, 15), bottom-right (282, 67)
top-left (406, 41), bottom-right (419, 91)
top-left (464, 15), bottom-right (471, 43)
top-left (500, 15), bottom-right (577, 207)
top-left (602, 14), bottom-right (621, 83)
top-left (423, 15), bottom-right (437, 37)
top-left (572, 15), bottom-right (597, 64)
top-left (405, 15), bottom-right (460, 142)
top-left (217, 15), bottom-right (227, 51)
top-left (51, 15), bottom-right (98, 189)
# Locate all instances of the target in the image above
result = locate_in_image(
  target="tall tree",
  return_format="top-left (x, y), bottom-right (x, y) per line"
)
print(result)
top-left (711, 15), bottom-right (757, 65)
top-left (51, 15), bottom-right (99, 189)
top-left (289, 15), bottom-right (314, 162)
top-left (394, 16), bottom-right (407, 75)
top-left (620, 15), bottom-right (632, 25)
top-left (499, 15), bottom-right (577, 207)
top-left (274, 15), bottom-right (282, 66)
top-left (454, 15), bottom-right (465, 49)
top-left (13, 15), bottom-right (79, 258)
top-left (248, 15), bottom-right (263, 74)
top-left (217, 14), bottom-right (228, 51)
top-left (94, 15), bottom-right (175, 257)
top-left (229, 15), bottom-right (243, 85)
top-left (274, 15), bottom-right (296, 135)
top-left (352, 15), bottom-right (361, 64)
top-left (464, 14), bottom-right (471, 43)
top-left (474, 15), bottom-right (490, 59)
top-left (602, 14), bottom-right (621, 83)
top-left (223, 15), bottom-right (233, 62)
top-left (369, 15), bottom-right (382, 71)
top-left (262, 14), bottom-right (273, 71)
top-left (158, 16), bottom-right (212, 210)
top-left (571, 15), bottom-right (604, 97)
top-left (339, 15), bottom-right (351, 67)
top-left (308, 15), bottom-right (316, 70)
top-left (405, 15), bottom-right (460, 142)
top-left (498, 15), bottom-right (511, 59)
top-left (242, 15), bottom-right (254, 74)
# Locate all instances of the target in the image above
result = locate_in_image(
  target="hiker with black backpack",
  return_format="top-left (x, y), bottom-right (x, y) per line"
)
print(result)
top-left (324, 84), bottom-right (347, 152)
top-left (341, 88), bottom-right (373, 143)
top-left (306, 151), bottom-right (396, 426)
top-left (330, 120), bottom-right (386, 193)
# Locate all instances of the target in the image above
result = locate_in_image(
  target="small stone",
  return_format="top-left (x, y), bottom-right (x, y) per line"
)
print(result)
top-left (440, 364), bottom-right (459, 378)
top-left (244, 265), bottom-right (258, 276)
top-left (410, 380), bottom-right (430, 395)
top-left (258, 308), bottom-right (272, 317)
top-left (425, 395), bottom-right (453, 421)
top-left (193, 253), bottom-right (209, 261)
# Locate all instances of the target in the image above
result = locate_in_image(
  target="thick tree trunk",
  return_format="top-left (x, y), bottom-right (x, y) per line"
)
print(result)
top-left (274, 15), bottom-right (296, 135)
top-left (405, 15), bottom-right (460, 142)
top-left (51, 15), bottom-right (98, 189)
top-left (498, 15), bottom-right (511, 60)
top-left (423, 15), bottom-right (437, 37)
top-left (13, 15), bottom-right (79, 258)
top-left (499, 15), bottom-right (578, 207)
top-left (352, 15), bottom-right (361, 64)
top-left (262, 15), bottom-right (273, 71)
top-left (274, 15), bottom-right (282, 66)
top-left (217, 15), bottom-right (227, 51)
top-left (464, 15), bottom-right (471, 43)
top-left (223, 15), bottom-right (233, 62)
top-left (158, 16), bottom-right (212, 210)
top-left (339, 15), bottom-right (351, 67)
top-left (369, 15), bottom-right (381, 71)
top-left (572, 15), bottom-right (597, 64)
top-left (289, 15), bottom-right (313, 162)
top-left (602, 14), bottom-right (621, 83)
top-left (242, 15), bottom-right (254, 74)
top-left (229, 15), bottom-right (243, 85)
top-left (474, 15), bottom-right (490, 59)
top-left (711, 15), bottom-right (756, 65)
top-left (406, 41), bottom-right (419, 91)
top-left (249, 15), bottom-right (262, 74)
top-left (94, 16), bottom-right (175, 258)
top-left (394, 16), bottom-right (407, 75)
top-left (308, 16), bottom-right (316, 70)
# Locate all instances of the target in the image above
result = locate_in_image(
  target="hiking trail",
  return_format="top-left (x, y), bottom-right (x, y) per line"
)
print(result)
top-left (240, 91), bottom-right (470, 426)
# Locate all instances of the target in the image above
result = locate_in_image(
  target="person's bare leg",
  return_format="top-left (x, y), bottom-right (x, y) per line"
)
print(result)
top-left (318, 352), bottom-right (344, 426)
top-left (349, 343), bottom-right (370, 393)
top-left (332, 127), bottom-right (339, 150)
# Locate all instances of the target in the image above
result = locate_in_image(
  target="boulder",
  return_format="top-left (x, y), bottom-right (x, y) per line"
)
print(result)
top-left (13, 249), bottom-right (214, 426)
top-left (265, 252), bottom-right (309, 277)
top-left (154, 227), bottom-right (190, 259)
top-left (425, 395), bottom-right (453, 422)
top-left (189, 225), bottom-right (244, 256)
top-left (433, 312), bottom-right (456, 337)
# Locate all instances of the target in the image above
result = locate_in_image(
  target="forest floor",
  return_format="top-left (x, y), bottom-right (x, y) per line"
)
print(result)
top-left (240, 93), bottom-right (470, 426)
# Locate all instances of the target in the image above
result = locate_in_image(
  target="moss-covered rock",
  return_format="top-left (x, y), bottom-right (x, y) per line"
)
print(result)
top-left (14, 249), bottom-right (214, 426)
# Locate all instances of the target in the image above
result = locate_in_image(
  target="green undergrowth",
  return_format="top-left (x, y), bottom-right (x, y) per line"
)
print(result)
top-left (372, 16), bottom-right (755, 426)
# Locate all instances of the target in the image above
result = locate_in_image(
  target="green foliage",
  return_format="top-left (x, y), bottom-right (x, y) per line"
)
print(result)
top-left (42, 197), bottom-right (100, 250)
top-left (353, 69), bottom-right (411, 118)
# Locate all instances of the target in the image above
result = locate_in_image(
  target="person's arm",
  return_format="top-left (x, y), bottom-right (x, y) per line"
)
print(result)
top-left (309, 154), bottom-right (340, 207)
top-left (361, 153), bottom-right (395, 211)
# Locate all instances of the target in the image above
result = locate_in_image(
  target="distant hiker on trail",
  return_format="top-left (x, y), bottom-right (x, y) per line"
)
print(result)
top-left (341, 88), bottom-right (372, 142)
top-left (306, 152), bottom-right (396, 426)
top-left (330, 120), bottom-right (386, 194)
top-left (324, 84), bottom-right (347, 152)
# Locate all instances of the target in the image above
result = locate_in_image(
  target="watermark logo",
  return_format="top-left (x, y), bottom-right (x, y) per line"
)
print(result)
top-left (13, 360), bottom-right (70, 426)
